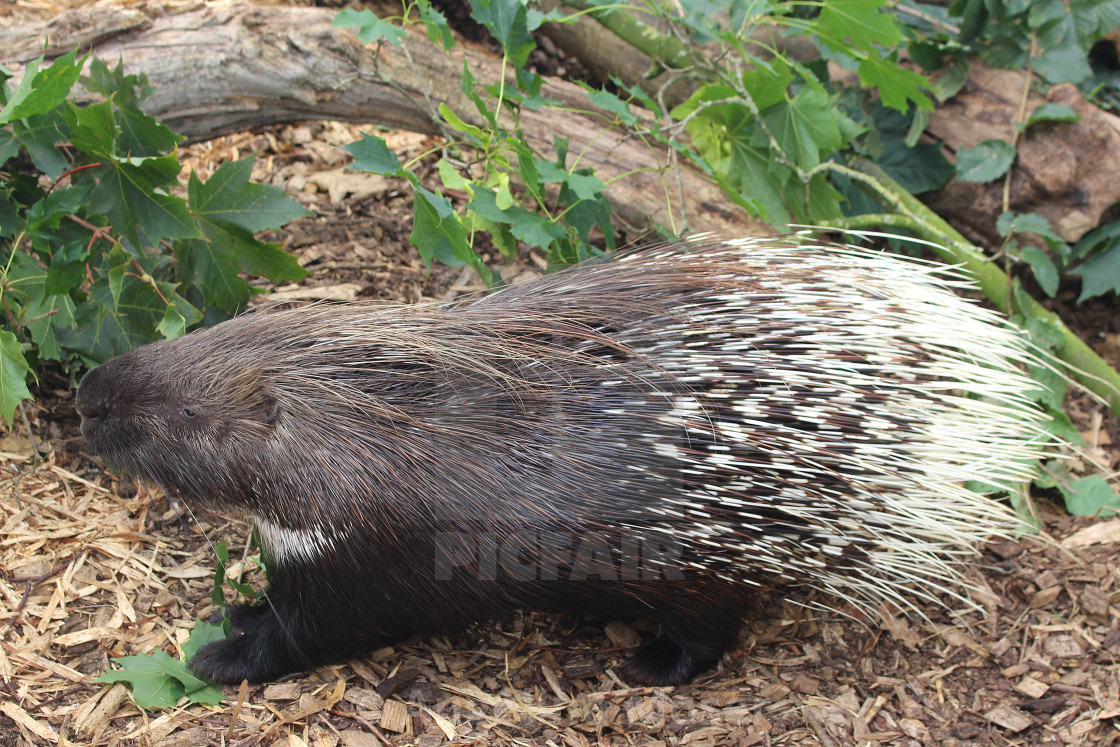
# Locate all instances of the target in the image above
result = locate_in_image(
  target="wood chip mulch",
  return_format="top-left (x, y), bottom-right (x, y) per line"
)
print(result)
top-left (2, 425), bottom-right (1120, 746)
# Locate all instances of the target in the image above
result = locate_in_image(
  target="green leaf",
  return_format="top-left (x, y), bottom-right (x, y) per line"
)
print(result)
top-left (74, 147), bottom-right (202, 249)
top-left (12, 112), bottom-right (70, 179)
top-left (949, 0), bottom-right (990, 44)
top-left (1017, 245), bottom-right (1059, 297)
top-left (25, 184), bottom-right (90, 253)
top-left (566, 173), bottom-right (607, 201)
top-left (0, 129), bottom-right (17, 169)
top-left (7, 244), bottom-right (77, 362)
top-left (97, 650), bottom-right (223, 709)
top-left (955, 140), bottom-right (1016, 183)
top-left (97, 167), bottom-right (201, 249)
top-left (189, 157), bottom-right (311, 232)
top-left (495, 177), bottom-right (515, 210)
top-left (585, 88), bottom-right (640, 126)
top-left (95, 654), bottom-right (185, 709)
top-left (57, 260), bottom-right (171, 361)
top-left (1034, 12), bottom-right (1093, 83)
top-left (677, 0), bottom-right (726, 42)
top-left (761, 88), bottom-right (842, 169)
top-left (1034, 42), bottom-right (1093, 84)
top-left (1026, 355), bottom-right (1068, 411)
top-left (856, 55), bottom-right (933, 112)
top-left (458, 62), bottom-right (495, 130)
top-left (806, 172), bottom-right (844, 220)
top-left (1028, 0), bottom-right (1069, 28)
top-left (982, 33), bottom-right (1031, 70)
top-left (411, 186), bottom-right (472, 268)
top-left (113, 105), bottom-right (181, 159)
top-left (63, 100), bottom-right (117, 157)
top-left (1071, 242), bottom-right (1120, 301)
top-left (1073, 220), bottom-right (1120, 260)
top-left (78, 60), bottom-right (181, 158)
top-left (468, 188), bottom-right (564, 248)
top-left (23, 292), bottom-right (76, 363)
top-left (345, 133), bottom-right (405, 177)
top-left (155, 296), bottom-right (194, 339)
top-left (524, 5), bottom-right (566, 32)
top-left (533, 159), bottom-right (568, 184)
top-left (1026, 315), bottom-right (1066, 351)
top-left (176, 240), bottom-right (247, 317)
top-left (0, 49), bottom-right (83, 124)
top-left (418, 1), bottom-right (455, 49)
top-left (438, 159), bottom-right (471, 191)
top-left (683, 100), bottom-right (789, 223)
top-left (333, 8), bottom-right (407, 45)
top-left (181, 621), bottom-right (228, 661)
top-left (614, 77), bottom-right (658, 113)
top-left (196, 222), bottom-right (307, 287)
top-left (439, 103), bottom-right (487, 145)
top-left (874, 105), bottom-right (954, 194)
top-left (468, 0), bottom-right (536, 68)
top-left (43, 241), bottom-right (89, 296)
top-left (1089, 0), bottom-right (1120, 37)
top-left (511, 68), bottom-right (547, 108)
top-left (816, 0), bottom-right (904, 51)
top-left (557, 181), bottom-right (614, 253)
top-left (932, 61), bottom-right (970, 102)
top-left (669, 83), bottom-right (737, 120)
top-left (1061, 474), bottom-right (1120, 517)
top-left (80, 57), bottom-right (151, 106)
top-left (741, 57), bottom-right (795, 111)
top-left (996, 211), bottom-right (1067, 249)
top-left (0, 330), bottom-right (33, 425)
top-left (467, 214), bottom-right (517, 258)
top-left (1027, 103), bottom-right (1080, 126)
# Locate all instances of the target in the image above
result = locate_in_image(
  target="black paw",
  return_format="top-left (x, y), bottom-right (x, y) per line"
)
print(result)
top-left (189, 636), bottom-right (288, 685)
top-left (621, 636), bottom-right (718, 686)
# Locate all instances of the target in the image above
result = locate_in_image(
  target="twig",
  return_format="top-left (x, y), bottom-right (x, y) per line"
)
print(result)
top-left (3, 560), bottom-right (73, 634)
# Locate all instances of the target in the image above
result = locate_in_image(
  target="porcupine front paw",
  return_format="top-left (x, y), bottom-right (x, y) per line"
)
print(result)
top-left (190, 637), bottom-right (285, 684)
top-left (190, 603), bottom-right (309, 684)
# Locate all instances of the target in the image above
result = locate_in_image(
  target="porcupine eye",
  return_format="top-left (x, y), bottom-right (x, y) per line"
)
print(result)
top-left (168, 393), bottom-right (209, 429)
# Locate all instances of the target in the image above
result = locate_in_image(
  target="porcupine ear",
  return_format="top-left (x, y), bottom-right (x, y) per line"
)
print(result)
top-left (258, 394), bottom-right (280, 426)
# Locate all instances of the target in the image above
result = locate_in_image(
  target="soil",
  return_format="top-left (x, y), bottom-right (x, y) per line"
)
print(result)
top-left (2, 3), bottom-right (1120, 747)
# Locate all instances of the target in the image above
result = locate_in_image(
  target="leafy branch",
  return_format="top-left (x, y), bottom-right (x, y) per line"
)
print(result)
top-left (0, 52), bottom-right (311, 423)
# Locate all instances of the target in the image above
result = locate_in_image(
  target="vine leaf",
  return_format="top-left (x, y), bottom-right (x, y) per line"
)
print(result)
top-left (95, 633), bottom-right (224, 709)
top-left (955, 140), bottom-right (1016, 183)
top-left (0, 331), bottom-right (33, 426)
top-left (816, 0), bottom-right (904, 51)
top-left (333, 8), bottom-right (407, 45)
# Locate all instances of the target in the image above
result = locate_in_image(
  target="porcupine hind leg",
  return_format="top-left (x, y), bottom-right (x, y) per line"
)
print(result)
top-left (621, 603), bottom-right (745, 685)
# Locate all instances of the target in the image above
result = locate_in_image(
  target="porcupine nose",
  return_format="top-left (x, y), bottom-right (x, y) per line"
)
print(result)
top-left (75, 365), bottom-right (110, 423)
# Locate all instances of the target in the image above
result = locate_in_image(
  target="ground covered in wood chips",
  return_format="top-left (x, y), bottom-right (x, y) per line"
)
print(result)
top-left (4, 0), bottom-right (1120, 741)
top-left (0, 117), bottom-right (1118, 747)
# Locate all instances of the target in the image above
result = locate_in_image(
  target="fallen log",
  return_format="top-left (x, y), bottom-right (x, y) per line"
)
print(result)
top-left (0, 3), bottom-right (770, 236)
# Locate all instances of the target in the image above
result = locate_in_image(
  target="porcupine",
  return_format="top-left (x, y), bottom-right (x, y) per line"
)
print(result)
top-left (75, 237), bottom-right (1047, 686)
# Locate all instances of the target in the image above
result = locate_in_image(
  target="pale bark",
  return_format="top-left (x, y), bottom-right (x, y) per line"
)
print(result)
top-left (924, 63), bottom-right (1120, 243)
